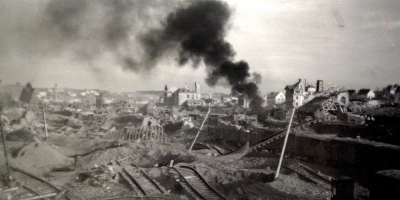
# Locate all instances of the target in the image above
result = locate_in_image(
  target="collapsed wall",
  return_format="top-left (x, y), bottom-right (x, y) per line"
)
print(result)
top-left (197, 123), bottom-right (277, 146)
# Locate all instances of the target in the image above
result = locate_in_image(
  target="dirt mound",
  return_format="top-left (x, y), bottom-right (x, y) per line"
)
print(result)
top-left (9, 138), bottom-right (75, 175)
top-left (2, 108), bottom-right (25, 122)
top-left (114, 115), bottom-right (143, 124)
top-left (46, 114), bottom-right (68, 124)
top-left (163, 120), bottom-right (184, 133)
top-left (46, 134), bottom-right (122, 157)
top-left (6, 128), bottom-right (35, 142)
top-left (76, 142), bottom-right (193, 170)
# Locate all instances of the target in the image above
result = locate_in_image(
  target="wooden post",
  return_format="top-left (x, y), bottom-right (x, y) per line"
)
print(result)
top-left (160, 127), bottom-right (164, 143)
top-left (42, 104), bottom-right (48, 140)
top-left (275, 108), bottom-right (296, 179)
top-left (158, 126), bottom-right (161, 142)
top-left (0, 106), bottom-right (12, 185)
top-left (188, 107), bottom-right (211, 153)
top-left (135, 126), bottom-right (139, 140)
top-left (151, 126), bottom-right (155, 141)
top-left (160, 127), bottom-right (163, 142)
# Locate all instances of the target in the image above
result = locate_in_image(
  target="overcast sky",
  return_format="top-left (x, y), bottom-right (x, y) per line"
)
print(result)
top-left (1, 0), bottom-right (400, 94)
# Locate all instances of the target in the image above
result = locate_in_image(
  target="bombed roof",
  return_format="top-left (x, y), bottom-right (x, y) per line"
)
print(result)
top-left (284, 79), bottom-right (301, 90)
top-left (266, 92), bottom-right (284, 99)
top-left (358, 89), bottom-right (372, 95)
top-left (296, 96), bottom-right (330, 113)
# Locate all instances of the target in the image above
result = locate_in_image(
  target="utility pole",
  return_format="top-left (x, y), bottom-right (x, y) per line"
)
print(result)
top-left (0, 106), bottom-right (12, 185)
top-left (275, 108), bottom-right (296, 179)
top-left (42, 104), bottom-right (48, 140)
top-left (188, 107), bottom-right (211, 153)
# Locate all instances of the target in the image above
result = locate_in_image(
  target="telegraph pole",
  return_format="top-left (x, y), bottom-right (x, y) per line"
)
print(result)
top-left (188, 107), bottom-right (211, 153)
top-left (0, 106), bottom-right (12, 185)
top-left (275, 108), bottom-right (296, 179)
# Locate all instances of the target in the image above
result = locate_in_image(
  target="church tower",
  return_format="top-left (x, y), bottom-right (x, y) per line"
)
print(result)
top-left (164, 85), bottom-right (168, 105)
top-left (195, 82), bottom-right (200, 93)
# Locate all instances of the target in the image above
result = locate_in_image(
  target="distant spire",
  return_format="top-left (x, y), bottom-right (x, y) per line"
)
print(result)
top-left (195, 82), bottom-right (200, 93)
top-left (26, 82), bottom-right (32, 88)
top-left (165, 84), bottom-right (168, 91)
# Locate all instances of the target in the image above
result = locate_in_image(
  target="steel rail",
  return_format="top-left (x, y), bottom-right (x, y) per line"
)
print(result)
top-left (117, 159), bottom-right (157, 197)
top-left (282, 164), bottom-right (330, 189)
top-left (281, 164), bottom-right (319, 185)
top-left (298, 163), bottom-right (332, 184)
top-left (120, 168), bottom-right (147, 196)
top-left (11, 167), bottom-right (61, 192)
top-left (171, 166), bottom-right (226, 200)
top-left (10, 167), bottom-right (61, 199)
top-left (140, 170), bottom-right (165, 195)
top-left (249, 119), bottom-right (323, 152)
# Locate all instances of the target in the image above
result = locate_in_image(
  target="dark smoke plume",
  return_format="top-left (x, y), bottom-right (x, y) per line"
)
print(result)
top-left (43, 0), bottom-right (180, 72)
top-left (208, 61), bottom-right (263, 110)
top-left (140, 0), bottom-right (235, 69)
top-left (140, 0), bottom-right (264, 109)
top-left (206, 60), bottom-right (250, 86)
top-left (249, 95), bottom-right (265, 111)
top-left (42, 0), bottom-right (264, 108)
top-left (232, 82), bottom-right (259, 99)
top-left (251, 72), bottom-right (262, 85)
top-left (141, 0), bottom-right (263, 109)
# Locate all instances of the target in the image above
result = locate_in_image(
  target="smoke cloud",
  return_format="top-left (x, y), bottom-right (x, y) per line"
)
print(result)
top-left (206, 60), bottom-right (250, 86)
top-left (140, 0), bottom-right (235, 68)
top-left (43, 0), bottom-right (181, 72)
top-left (141, 0), bottom-right (264, 109)
top-left (41, 0), bottom-right (264, 108)
top-left (46, 0), bottom-right (88, 40)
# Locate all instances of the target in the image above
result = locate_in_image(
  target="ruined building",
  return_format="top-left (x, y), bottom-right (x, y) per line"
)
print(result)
top-left (316, 80), bottom-right (324, 93)
top-left (383, 84), bottom-right (400, 104)
top-left (19, 82), bottom-right (35, 104)
top-left (163, 82), bottom-right (202, 106)
top-left (238, 94), bottom-right (249, 108)
top-left (96, 93), bottom-right (104, 109)
top-left (264, 92), bottom-right (285, 107)
top-left (284, 79), bottom-right (326, 108)
top-left (284, 79), bottom-right (306, 108)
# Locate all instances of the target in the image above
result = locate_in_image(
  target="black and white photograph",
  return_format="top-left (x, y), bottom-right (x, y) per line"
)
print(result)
top-left (1, 0), bottom-right (400, 199)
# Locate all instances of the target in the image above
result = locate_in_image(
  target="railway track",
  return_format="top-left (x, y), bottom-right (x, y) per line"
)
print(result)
top-left (116, 159), bottom-right (167, 199)
top-left (298, 163), bottom-right (332, 184)
top-left (249, 119), bottom-right (323, 152)
top-left (171, 165), bottom-right (226, 200)
top-left (64, 159), bottom-right (168, 200)
top-left (195, 142), bottom-right (232, 155)
top-left (5, 167), bottom-right (61, 200)
top-left (63, 179), bottom-right (90, 200)
top-left (282, 163), bottom-right (331, 189)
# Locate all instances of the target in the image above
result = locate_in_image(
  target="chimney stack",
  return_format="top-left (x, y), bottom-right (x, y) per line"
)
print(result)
top-left (195, 82), bottom-right (200, 93)
top-left (317, 80), bottom-right (324, 92)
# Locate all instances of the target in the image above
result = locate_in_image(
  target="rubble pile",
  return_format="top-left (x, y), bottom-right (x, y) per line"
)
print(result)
top-left (2, 85), bottom-right (400, 200)
top-left (9, 137), bottom-right (75, 174)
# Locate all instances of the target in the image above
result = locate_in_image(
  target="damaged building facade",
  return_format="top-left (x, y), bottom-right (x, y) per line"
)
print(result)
top-left (163, 82), bottom-right (203, 107)
top-left (264, 92), bottom-right (285, 107)
top-left (285, 79), bottom-right (324, 108)
top-left (2, 77), bottom-right (400, 200)
top-left (284, 79), bottom-right (307, 108)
